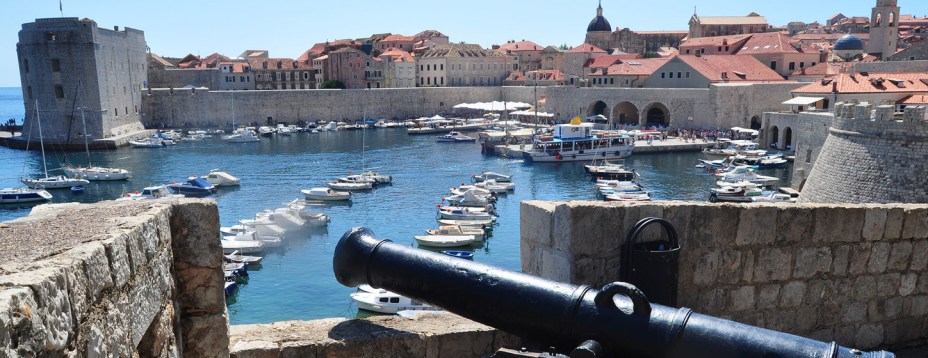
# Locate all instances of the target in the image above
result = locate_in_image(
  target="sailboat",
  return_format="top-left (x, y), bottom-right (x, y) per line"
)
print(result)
top-left (340, 111), bottom-right (392, 185)
top-left (62, 89), bottom-right (132, 181)
top-left (224, 91), bottom-right (259, 143)
top-left (3, 101), bottom-right (53, 203)
top-left (21, 101), bottom-right (90, 189)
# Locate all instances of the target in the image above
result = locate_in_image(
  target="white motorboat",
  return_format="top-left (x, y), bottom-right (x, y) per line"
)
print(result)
top-left (63, 165), bottom-right (131, 181)
top-left (436, 131), bottom-right (477, 143)
top-left (327, 181), bottom-right (373, 191)
top-left (302, 187), bottom-right (351, 201)
top-left (129, 136), bottom-right (166, 148)
top-left (437, 218), bottom-right (495, 227)
top-left (425, 225), bottom-right (485, 240)
top-left (522, 121), bottom-right (634, 163)
top-left (414, 234), bottom-right (480, 248)
top-left (604, 192), bottom-right (651, 202)
top-left (258, 126), bottom-right (276, 136)
top-left (443, 189), bottom-right (495, 207)
top-left (224, 251), bottom-right (263, 265)
top-left (751, 193), bottom-right (798, 203)
top-left (201, 170), bottom-right (240, 187)
top-left (716, 166), bottom-right (780, 186)
top-left (437, 207), bottom-right (496, 221)
top-left (450, 185), bottom-right (494, 196)
top-left (703, 140), bottom-right (766, 158)
top-left (585, 159), bottom-right (636, 181)
top-left (472, 172), bottom-right (512, 183)
top-left (224, 230), bottom-right (282, 248)
top-left (224, 132), bottom-right (260, 143)
top-left (709, 183), bottom-right (765, 203)
top-left (283, 199), bottom-right (332, 226)
top-left (474, 179), bottom-right (514, 193)
top-left (351, 284), bottom-right (441, 314)
top-left (221, 239), bottom-right (265, 254)
top-left (22, 175), bottom-right (89, 189)
top-left (355, 170), bottom-right (393, 184)
top-left (0, 187), bottom-right (53, 204)
top-left (119, 185), bottom-right (184, 201)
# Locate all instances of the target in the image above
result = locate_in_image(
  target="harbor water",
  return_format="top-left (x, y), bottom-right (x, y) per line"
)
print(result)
top-left (0, 92), bottom-right (792, 324)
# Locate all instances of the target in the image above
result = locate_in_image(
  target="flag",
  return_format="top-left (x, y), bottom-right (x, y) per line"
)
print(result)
top-left (59, 0), bottom-right (62, 12)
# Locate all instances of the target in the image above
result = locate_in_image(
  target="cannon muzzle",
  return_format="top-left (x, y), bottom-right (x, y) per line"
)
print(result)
top-left (334, 228), bottom-right (895, 358)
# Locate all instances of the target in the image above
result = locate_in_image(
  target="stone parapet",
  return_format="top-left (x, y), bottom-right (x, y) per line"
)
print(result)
top-left (521, 200), bottom-right (928, 350)
top-left (229, 313), bottom-right (519, 358)
top-left (0, 199), bottom-right (227, 357)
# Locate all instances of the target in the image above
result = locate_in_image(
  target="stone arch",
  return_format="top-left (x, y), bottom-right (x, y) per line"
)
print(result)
top-left (784, 127), bottom-right (793, 150)
top-left (750, 116), bottom-right (761, 130)
top-left (876, 13), bottom-right (883, 27)
top-left (889, 12), bottom-right (895, 27)
top-left (770, 126), bottom-right (780, 148)
top-left (612, 101), bottom-right (640, 125)
top-left (642, 102), bottom-right (670, 128)
top-left (587, 101), bottom-right (610, 119)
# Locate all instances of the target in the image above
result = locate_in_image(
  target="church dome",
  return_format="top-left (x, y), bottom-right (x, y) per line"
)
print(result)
top-left (587, 4), bottom-right (612, 32)
top-left (834, 34), bottom-right (864, 51)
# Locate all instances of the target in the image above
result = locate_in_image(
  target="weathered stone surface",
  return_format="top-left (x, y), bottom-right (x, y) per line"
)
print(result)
top-left (567, 203), bottom-right (625, 258)
top-left (519, 201), bottom-right (556, 248)
top-left (902, 208), bottom-right (928, 240)
top-left (182, 314), bottom-right (231, 357)
top-left (776, 206), bottom-right (814, 244)
top-left (901, 273), bottom-right (919, 297)
top-left (814, 207), bottom-right (864, 243)
top-left (832, 245), bottom-right (850, 276)
top-left (862, 208), bottom-right (887, 241)
top-left (877, 273), bottom-right (902, 298)
top-left (793, 247), bottom-right (832, 279)
top-left (0, 287), bottom-right (47, 356)
top-left (885, 297), bottom-right (904, 319)
top-left (911, 241), bottom-right (928, 271)
top-left (754, 248), bottom-right (791, 282)
top-left (842, 302), bottom-right (868, 323)
top-left (540, 249), bottom-right (570, 283)
top-left (780, 282), bottom-right (806, 308)
top-left (888, 242), bottom-right (914, 271)
top-left (730, 286), bottom-right (755, 311)
top-left (736, 206), bottom-right (776, 246)
top-left (102, 234), bottom-right (132, 288)
top-left (757, 284), bottom-right (780, 309)
top-left (855, 324), bottom-right (885, 348)
top-left (718, 250), bottom-right (743, 284)
top-left (911, 295), bottom-right (928, 316)
top-left (138, 303), bottom-right (177, 358)
top-left (883, 208), bottom-right (905, 240)
top-left (849, 243), bottom-right (872, 275)
top-left (693, 251), bottom-right (719, 287)
top-left (854, 276), bottom-right (878, 300)
top-left (0, 266), bottom-right (73, 351)
top-left (868, 242), bottom-right (891, 274)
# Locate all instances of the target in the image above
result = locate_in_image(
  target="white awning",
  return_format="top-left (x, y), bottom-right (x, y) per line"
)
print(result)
top-left (782, 97), bottom-right (824, 106)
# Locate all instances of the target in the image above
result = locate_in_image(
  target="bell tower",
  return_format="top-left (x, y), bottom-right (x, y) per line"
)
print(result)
top-left (868, 0), bottom-right (900, 59)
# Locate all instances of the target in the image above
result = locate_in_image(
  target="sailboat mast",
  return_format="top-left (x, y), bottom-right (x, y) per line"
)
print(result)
top-left (79, 90), bottom-right (91, 165)
top-left (35, 100), bottom-right (48, 177)
top-left (231, 91), bottom-right (236, 131)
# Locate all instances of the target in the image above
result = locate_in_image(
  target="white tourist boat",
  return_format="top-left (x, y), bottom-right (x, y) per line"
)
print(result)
top-left (302, 187), bottom-right (352, 201)
top-left (351, 284), bottom-right (441, 314)
top-left (119, 185), bottom-right (184, 201)
top-left (129, 136), bottom-right (166, 148)
top-left (0, 187), bottom-right (53, 204)
top-left (201, 169), bottom-right (240, 187)
top-left (703, 140), bottom-right (766, 158)
top-left (522, 120), bottom-right (634, 163)
top-left (472, 172), bottom-right (512, 183)
top-left (436, 131), bottom-right (477, 143)
top-left (716, 166), bottom-right (780, 186)
top-left (327, 181), bottom-right (373, 191)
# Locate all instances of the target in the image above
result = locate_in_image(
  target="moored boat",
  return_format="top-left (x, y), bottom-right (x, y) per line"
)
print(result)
top-left (522, 120), bottom-right (634, 163)
top-left (168, 177), bottom-right (218, 197)
top-left (351, 284), bottom-right (441, 314)
top-left (414, 234), bottom-right (480, 248)
top-left (0, 187), bottom-right (53, 204)
top-left (436, 131), bottom-right (477, 143)
top-left (201, 170), bottom-right (241, 187)
top-left (472, 172), bottom-right (512, 183)
top-left (119, 185), bottom-right (184, 201)
top-left (441, 250), bottom-right (475, 259)
top-left (327, 181), bottom-right (373, 191)
top-left (22, 175), bottom-right (89, 189)
top-left (302, 187), bottom-right (352, 201)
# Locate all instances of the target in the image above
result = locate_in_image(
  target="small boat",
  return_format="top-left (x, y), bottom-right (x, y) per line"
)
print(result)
top-left (201, 170), bottom-right (240, 187)
top-left (604, 192), bottom-right (651, 202)
top-left (302, 187), bottom-right (352, 201)
top-left (442, 250), bottom-right (475, 259)
top-left (585, 159), bottom-right (637, 181)
top-left (415, 234), bottom-right (480, 248)
top-left (224, 230), bottom-right (282, 248)
top-left (450, 185), bottom-right (494, 196)
top-left (258, 126), bottom-right (275, 136)
top-left (327, 181), bottom-right (373, 191)
top-left (351, 284), bottom-right (441, 314)
top-left (709, 183), bottom-right (765, 203)
top-left (225, 251), bottom-right (263, 265)
top-left (168, 177), bottom-right (218, 197)
top-left (0, 187), bottom-right (53, 204)
top-left (437, 218), bottom-right (495, 226)
top-left (437, 207), bottom-right (496, 221)
top-left (443, 189), bottom-right (495, 207)
top-left (472, 172), bottom-right (512, 183)
top-left (224, 129), bottom-right (261, 143)
top-left (715, 166), bottom-right (779, 186)
top-left (63, 165), bottom-right (132, 181)
top-left (473, 180), bottom-right (514, 193)
top-left (703, 140), bottom-right (766, 158)
top-left (129, 136), bottom-right (166, 148)
top-left (22, 175), bottom-right (90, 189)
top-left (70, 186), bottom-right (86, 193)
top-left (436, 131), bottom-right (477, 143)
top-left (733, 154), bottom-right (788, 169)
top-left (425, 225), bottom-right (485, 240)
top-left (120, 185), bottom-right (184, 201)
top-left (221, 239), bottom-right (265, 254)
top-left (224, 281), bottom-right (237, 297)
top-left (751, 193), bottom-right (799, 203)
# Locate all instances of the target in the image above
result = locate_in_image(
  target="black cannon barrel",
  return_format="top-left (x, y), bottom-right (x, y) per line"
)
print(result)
top-left (333, 228), bottom-right (895, 358)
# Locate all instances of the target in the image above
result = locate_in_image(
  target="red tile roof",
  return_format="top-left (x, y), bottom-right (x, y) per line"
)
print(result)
top-left (899, 94), bottom-right (928, 104)
top-left (247, 58), bottom-right (313, 71)
top-left (597, 58), bottom-right (671, 76)
top-left (789, 62), bottom-right (853, 77)
top-left (794, 72), bottom-right (928, 94)
top-left (381, 34), bottom-right (416, 42)
top-left (567, 44), bottom-right (607, 54)
top-left (525, 70), bottom-right (564, 81)
top-left (219, 62), bottom-right (250, 73)
top-left (380, 48), bottom-right (414, 62)
top-left (676, 55), bottom-right (787, 82)
top-left (497, 40), bottom-right (543, 52)
top-left (737, 32), bottom-right (813, 54)
top-left (585, 55), bottom-right (625, 68)
top-left (681, 34), bottom-right (751, 48)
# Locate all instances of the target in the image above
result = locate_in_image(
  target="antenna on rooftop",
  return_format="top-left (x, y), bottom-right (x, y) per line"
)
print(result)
top-left (59, 0), bottom-right (63, 17)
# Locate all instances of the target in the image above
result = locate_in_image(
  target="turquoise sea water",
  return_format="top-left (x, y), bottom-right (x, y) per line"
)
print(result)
top-left (0, 87), bottom-right (25, 124)
top-left (0, 89), bottom-right (792, 324)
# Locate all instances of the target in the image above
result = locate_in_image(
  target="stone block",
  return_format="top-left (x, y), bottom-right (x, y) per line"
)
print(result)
top-left (169, 200), bottom-right (222, 268)
top-left (901, 273), bottom-right (918, 296)
top-left (910, 241), bottom-right (928, 271)
top-left (902, 208), bottom-right (928, 240)
top-left (842, 302), bottom-right (868, 323)
top-left (697, 288), bottom-right (727, 314)
top-left (540, 249), bottom-right (570, 283)
top-left (814, 207), bottom-right (864, 243)
top-left (867, 242), bottom-right (891, 274)
top-left (832, 245), bottom-right (850, 276)
top-left (780, 282), bottom-right (806, 308)
top-left (736, 206), bottom-right (777, 246)
top-left (862, 207), bottom-right (887, 241)
top-left (876, 273), bottom-right (901, 299)
top-left (883, 208), bottom-right (905, 240)
top-left (888, 242), bottom-right (913, 271)
top-left (793, 247), bottom-right (832, 279)
top-left (911, 295), bottom-right (928, 316)
top-left (848, 243), bottom-right (871, 275)
top-left (919, 274), bottom-right (928, 294)
top-left (805, 280), bottom-right (835, 306)
top-left (660, 203), bottom-right (695, 248)
top-left (181, 314), bottom-right (231, 357)
top-left (0, 266), bottom-right (73, 351)
top-left (690, 205), bottom-right (739, 249)
top-left (552, 204), bottom-right (574, 254)
top-left (105, 296), bottom-right (133, 357)
top-left (742, 251), bottom-right (755, 283)
top-left (855, 324), bottom-right (884, 349)
top-left (836, 325), bottom-right (858, 346)
top-left (173, 262), bottom-right (226, 315)
top-left (754, 248), bottom-right (791, 282)
top-left (693, 251), bottom-right (719, 287)
top-left (230, 340), bottom-right (279, 358)
top-left (718, 250), bottom-right (743, 284)
top-left (795, 306), bottom-right (818, 332)
top-left (854, 276), bottom-right (877, 300)
top-left (885, 296), bottom-right (903, 319)
top-left (129, 252), bottom-right (172, 346)
top-left (757, 284), bottom-right (780, 309)
top-left (0, 287), bottom-right (47, 356)
top-left (520, 201), bottom-right (556, 247)
top-left (102, 234), bottom-right (132, 288)
top-left (730, 286), bottom-right (755, 311)
top-left (776, 206), bottom-right (813, 244)
top-left (567, 203), bottom-right (626, 258)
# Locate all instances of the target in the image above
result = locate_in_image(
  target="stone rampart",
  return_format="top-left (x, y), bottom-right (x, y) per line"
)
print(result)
top-left (0, 199), bottom-right (228, 357)
top-left (521, 200), bottom-right (928, 350)
top-left (801, 103), bottom-right (928, 203)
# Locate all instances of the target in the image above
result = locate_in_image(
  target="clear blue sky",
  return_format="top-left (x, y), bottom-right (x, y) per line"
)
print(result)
top-left (0, 0), bottom-right (921, 87)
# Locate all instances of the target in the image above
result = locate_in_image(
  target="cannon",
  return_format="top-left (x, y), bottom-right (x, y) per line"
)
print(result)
top-left (333, 228), bottom-right (895, 358)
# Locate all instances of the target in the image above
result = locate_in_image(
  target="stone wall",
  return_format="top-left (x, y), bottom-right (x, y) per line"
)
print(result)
top-left (0, 199), bottom-right (228, 357)
top-left (521, 200), bottom-right (928, 350)
top-left (763, 111), bottom-right (833, 190)
top-left (801, 103), bottom-right (928, 203)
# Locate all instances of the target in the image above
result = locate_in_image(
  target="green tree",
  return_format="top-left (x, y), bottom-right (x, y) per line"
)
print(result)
top-left (558, 43), bottom-right (570, 51)
top-left (321, 80), bottom-right (346, 89)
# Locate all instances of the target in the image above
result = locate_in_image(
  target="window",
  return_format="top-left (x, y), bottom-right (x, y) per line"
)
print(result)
top-left (770, 61), bottom-right (777, 70)
top-left (125, 107), bottom-right (128, 115)
top-left (717, 46), bottom-right (722, 52)
top-left (45, 32), bottom-right (56, 41)
top-left (669, 72), bottom-right (674, 79)
top-left (788, 62), bottom-right (796, 70)
top-left (389, 297), bottom-right (400, 303)
top-left (27, 86), bottom-right (32, 100)
top-left (114, 107), bottom-right (118, 116)
top-left (806, 149), bottom-right (812, 163)
top-left (677, 72), bottom-right (682, 78)
top-left (51, 59), bottom-right (60, 72)
top-left (440, 64), bottom-right (444, 71)
top-left (610, 78), bottom-right (614, 85)
top-left (23, 59), bottom-right (29, 73)
top-left (54, 85), bottom-right (64, 98)
top-left (800, 62), bottom-right (805, 69)
top-left (661, 72), bottom-right (665, 78)
top-left (686, 49), bottom-right (690, 54)
top-left (686, 72), bottom-right (690, 78)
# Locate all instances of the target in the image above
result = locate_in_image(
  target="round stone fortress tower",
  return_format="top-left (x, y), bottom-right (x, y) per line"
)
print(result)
top-left (800, 102), bottom-right (928, 203)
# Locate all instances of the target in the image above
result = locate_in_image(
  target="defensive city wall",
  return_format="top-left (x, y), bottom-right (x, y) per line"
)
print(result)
top-left (6, 199), bottom-right (928, 356)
